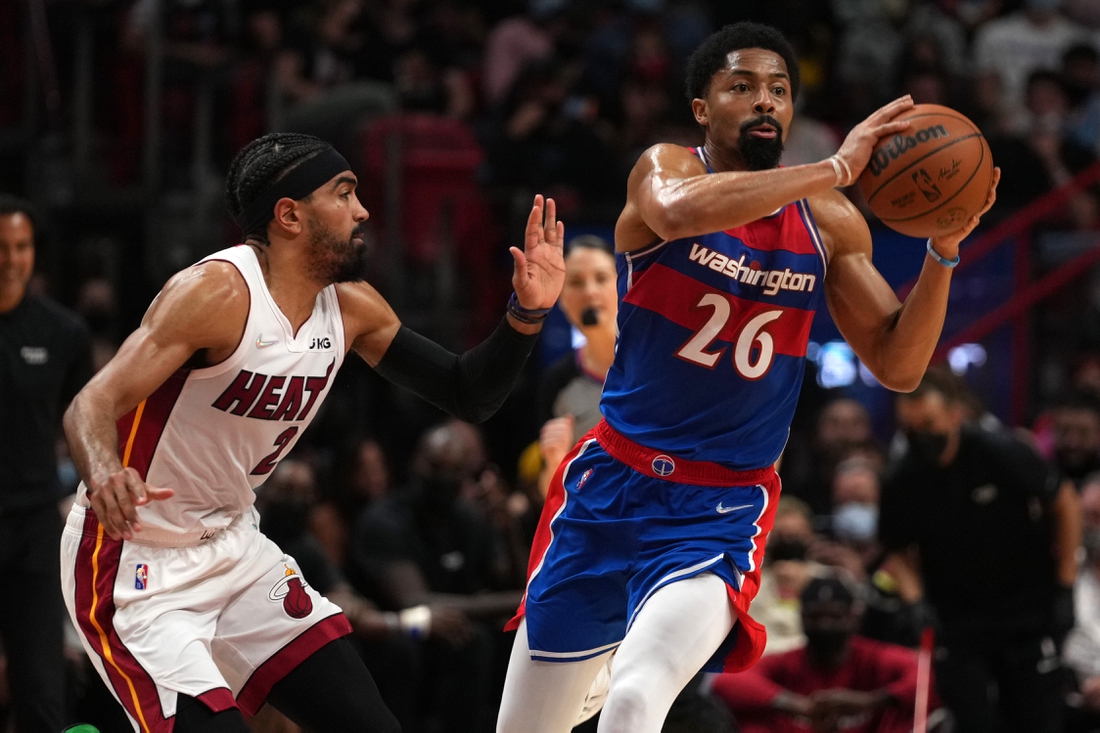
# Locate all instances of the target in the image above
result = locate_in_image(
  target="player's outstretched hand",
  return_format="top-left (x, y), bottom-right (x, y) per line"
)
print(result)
top-left (511, 194), bottom-right (565, 312)
top-left (929, 166), bottom-right (1001, 258)
top-left (88, 467), bottom-right (174, 540)
top-left (832, 95), bottom-right (915, 187)
top-left (540, 415), bottom-right (576, 474)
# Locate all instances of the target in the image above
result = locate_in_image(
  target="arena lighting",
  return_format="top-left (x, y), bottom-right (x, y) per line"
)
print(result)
top-left (814, 341), bottom-right (858, 388)
top-left (809, 340), bottom-right (989, 388)
top-left (948, 343), bottom-right (988, 376)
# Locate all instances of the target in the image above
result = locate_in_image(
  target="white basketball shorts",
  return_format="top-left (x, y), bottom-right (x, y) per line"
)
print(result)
top-left (60, 503), bottom-right (349, 732)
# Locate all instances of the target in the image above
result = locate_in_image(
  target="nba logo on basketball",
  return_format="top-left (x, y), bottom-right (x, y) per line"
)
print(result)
top-left (135, 564), bottom-right (149, 591)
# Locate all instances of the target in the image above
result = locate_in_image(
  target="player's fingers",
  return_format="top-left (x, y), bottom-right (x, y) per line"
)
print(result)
top-left (525, 195), bottom-right (544, 242)
top-left (509, 246), bottom-right (527, 275)
top-left (555, 221), bottom-right (565, 247)
top-left (873, 120), bottom-right (910, 137)
top-left (977, 169), bottom-right (1001, 216)
top-left (145, 485), bottom-right (175, 501)
top-left (89, 491), bottom-right (122, 540)
top-left (103, 483), bottom-right (131, 539)
top-left (544, 197), bottom-right (557, 241)
top-left (116, 478), bottom-right (142, 529)
top-left (876, 95), bottom-right (913, 119)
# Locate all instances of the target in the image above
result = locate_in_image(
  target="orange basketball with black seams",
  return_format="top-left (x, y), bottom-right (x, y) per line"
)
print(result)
top-left (858, 104), bottom-right (994, 239)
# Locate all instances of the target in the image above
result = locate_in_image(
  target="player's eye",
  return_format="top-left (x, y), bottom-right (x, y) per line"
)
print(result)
top-left (773, 87), bottom-right (786, 95)
top-left (732, 83), bottom-right (748, 92)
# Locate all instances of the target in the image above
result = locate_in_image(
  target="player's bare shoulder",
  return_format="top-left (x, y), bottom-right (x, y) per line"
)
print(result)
top-left (617, 144), bottom-right (708, 252)
top-left (805, 187), bottom-right (873, 262)
top-left (335, 281), bottom-right (400, 365)
top-left (144, 259), bottom-right (250, 355)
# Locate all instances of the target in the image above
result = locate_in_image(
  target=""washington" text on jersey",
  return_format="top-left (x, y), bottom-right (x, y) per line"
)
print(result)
top-left (688, 243), bottom-right (817, 296)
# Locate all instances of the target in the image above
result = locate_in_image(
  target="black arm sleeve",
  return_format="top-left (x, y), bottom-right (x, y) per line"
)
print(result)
top-left (372, 317), bottom-right (538, 423)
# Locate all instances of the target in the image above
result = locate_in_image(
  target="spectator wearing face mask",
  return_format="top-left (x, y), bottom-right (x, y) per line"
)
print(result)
top-left (1065, 474), bottom-right (1100, 732)
top-left (710, 573), bottom-right (933, 733)
top-left (781, 398), bottom-right (878, 518)
top-left (881, 368), bottom-right (1082, 733)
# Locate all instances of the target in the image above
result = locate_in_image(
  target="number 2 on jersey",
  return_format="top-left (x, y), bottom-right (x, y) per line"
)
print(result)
top-left (251, 427), bottom-right (299, 476)
top-left (676, 293), bottom-right (782, 380)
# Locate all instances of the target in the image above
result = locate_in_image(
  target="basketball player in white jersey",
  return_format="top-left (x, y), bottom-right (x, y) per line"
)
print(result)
top-left (61, 132), bottom-right (565, 732)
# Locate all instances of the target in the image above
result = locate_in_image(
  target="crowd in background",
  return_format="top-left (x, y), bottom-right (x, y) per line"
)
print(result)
top-left (5, 0), bottom-right (1100, 731)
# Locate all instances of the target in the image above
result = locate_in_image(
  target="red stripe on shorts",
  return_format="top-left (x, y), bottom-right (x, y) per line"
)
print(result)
top-left (236, 614), bottom-right (353, 716)
top-left (73, 510), bottom-right (170, 732)
top-left (196, 687), bottom-right (238, 713)
top-left (504, 435), bottom-right (591, 632)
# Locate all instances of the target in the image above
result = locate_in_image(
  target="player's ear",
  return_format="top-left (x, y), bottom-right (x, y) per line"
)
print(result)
top-left (691, 97), bottom-right (709, 126)
top-left (271, 198), bottom-right (303, 237)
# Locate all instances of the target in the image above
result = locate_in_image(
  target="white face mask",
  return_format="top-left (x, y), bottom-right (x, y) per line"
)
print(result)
top-left (833, 502), bottom-right (879, 542)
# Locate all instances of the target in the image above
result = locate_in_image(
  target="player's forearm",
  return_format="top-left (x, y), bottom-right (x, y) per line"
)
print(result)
top-left (1053, 481), bottom-right (1082, 587)
top-left (650, 160), bottom-right (838, 241)
top-left (373, 317), bottom-right (538, 423)
top-left (64, 387), bottom-right (126, 487)
top-left (870, 254), bottom-right (954, 391)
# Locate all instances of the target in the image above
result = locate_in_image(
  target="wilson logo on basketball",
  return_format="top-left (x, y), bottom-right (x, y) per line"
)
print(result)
top-left (867, 125), bottom-right (949, 177)
top-left (268, 565), bottom-right (314, 619)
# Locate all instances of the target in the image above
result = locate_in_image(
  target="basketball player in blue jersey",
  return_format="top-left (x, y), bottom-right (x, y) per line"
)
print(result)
top-left (497, 22), bottom-right (1000, 733)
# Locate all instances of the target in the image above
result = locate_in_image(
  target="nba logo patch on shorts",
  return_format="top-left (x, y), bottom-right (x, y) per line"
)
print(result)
top-left (135, 563), bottom-right (149, 590)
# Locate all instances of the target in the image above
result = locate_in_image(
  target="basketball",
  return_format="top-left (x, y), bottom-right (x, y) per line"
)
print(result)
top-left (858, 104), bottom-right (994, 239)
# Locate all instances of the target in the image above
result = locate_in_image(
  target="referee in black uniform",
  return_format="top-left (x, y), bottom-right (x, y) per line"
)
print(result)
top-left (880, 369), bottom-right (1081, 733)
top-left (0, 196), bottom-right (93, 731)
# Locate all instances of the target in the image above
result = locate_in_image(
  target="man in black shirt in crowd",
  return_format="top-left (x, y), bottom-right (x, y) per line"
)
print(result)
top-left (352, 420), bottom-right (524, 733)
top-left (0, 195), bottom-right (93, 730)
top-left (880, 369), bottom-right (1081, 733)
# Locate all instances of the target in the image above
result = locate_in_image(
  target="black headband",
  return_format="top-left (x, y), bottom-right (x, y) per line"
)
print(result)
top-left (233, 146), bottom-right (351, 234)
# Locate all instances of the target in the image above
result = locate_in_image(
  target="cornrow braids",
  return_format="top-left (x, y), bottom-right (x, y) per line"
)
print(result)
top-left (225, 132), bottom-right (331, 243)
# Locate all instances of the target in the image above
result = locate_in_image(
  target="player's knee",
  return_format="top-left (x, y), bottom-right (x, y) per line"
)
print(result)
top-left (601, 677), bottom-right (657, 732)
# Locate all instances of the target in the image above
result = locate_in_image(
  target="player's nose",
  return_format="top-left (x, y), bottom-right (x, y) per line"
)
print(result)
top-left (353, 195), bottom-right (369, 222)
top-left (753, 89), bottom-right (775, 114)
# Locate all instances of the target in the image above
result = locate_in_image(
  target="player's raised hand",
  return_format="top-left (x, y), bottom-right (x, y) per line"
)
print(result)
top-left (929, 167), bottom-right (1001, 257)
top-left (511, 194), bottom-right (565, 312)
top-left (88, 467), bottom-right (174, 540)
top-left (831, 95), bottom-right (916, 187)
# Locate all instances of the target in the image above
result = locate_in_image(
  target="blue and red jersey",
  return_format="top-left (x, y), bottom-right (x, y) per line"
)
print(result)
top-left (600, 148), bottom-right (828, 470)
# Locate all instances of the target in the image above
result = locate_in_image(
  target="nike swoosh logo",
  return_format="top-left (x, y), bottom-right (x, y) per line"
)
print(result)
top-left (716, 503), bottom-right (753, 515)
top-left (256, 337), bottom-right (279, 348)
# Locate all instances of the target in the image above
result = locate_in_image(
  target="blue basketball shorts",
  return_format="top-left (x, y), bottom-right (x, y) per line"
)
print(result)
top-left (505, 420), bottom-right (781, 673)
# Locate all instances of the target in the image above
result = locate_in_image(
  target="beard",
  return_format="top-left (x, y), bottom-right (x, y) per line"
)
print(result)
top-left (305, 216), bottom-right (370, 284)
top-left (737, 114), bottom-right (785, 171)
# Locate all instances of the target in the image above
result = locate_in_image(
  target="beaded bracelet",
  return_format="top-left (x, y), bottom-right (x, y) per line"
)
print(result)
top-left (507, 292), bottom-right (552, 324)
top-left (926, 239), bottom-right (960, 269)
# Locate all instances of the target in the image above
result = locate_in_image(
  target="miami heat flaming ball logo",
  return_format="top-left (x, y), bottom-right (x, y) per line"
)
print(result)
top-left (268, 565), bottom-right (314, 619)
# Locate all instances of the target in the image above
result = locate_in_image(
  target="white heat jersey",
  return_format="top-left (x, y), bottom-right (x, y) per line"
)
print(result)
top-left (80, 245), bottom-right (346, 533)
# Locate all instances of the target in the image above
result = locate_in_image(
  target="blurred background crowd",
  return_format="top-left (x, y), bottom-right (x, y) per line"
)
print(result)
top-left (6, 0), bottom-right (1100, 730)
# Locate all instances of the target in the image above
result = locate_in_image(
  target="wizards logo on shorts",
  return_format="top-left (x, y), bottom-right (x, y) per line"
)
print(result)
top-left (135, 564), bottom-right (149, 591)
top-left (652, 455), bottom-right (676, 477)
